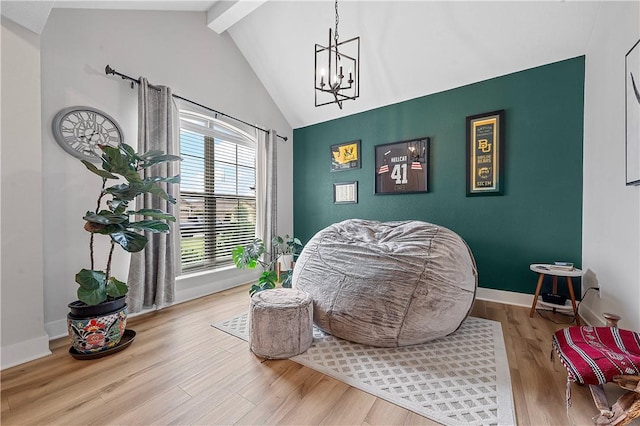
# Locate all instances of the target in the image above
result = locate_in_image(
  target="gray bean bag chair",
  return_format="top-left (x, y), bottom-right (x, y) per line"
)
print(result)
top-left (292, 219), bottom-right (477, 347)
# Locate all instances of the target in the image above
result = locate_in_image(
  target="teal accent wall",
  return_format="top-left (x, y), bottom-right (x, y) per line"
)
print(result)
top-left (293, 57), bottom-right (584, 295)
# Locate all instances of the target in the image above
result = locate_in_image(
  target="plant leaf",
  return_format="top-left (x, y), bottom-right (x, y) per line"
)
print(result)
top-left (141, 154), bottom-right (182, 167)
top-left (128, 220), bottom-right (170, 233)
top-left (105, 183), bottom-right (139, 201)
top-left (130, 209), bottom-right (176, 222)
top-left (259, 270), bottom-right (278, 287)
top-left (77, 286), bottom-right (107, 306)
top-left (281, 274), bottom-right (293, 288)
top-left (120, 143), bottom-right (140, 160)
top-left (75, 269), bottom-right (105, 290)
top-left (148, 185), bottom-right (177, 204)
top-left (248, 281), bottom-right (276, 297)
top-left (84, 211), bottom-right (128, 225)
top-left (81, 160), bottom-right (118, 179)
top-left (111, 230), bottom-right (148, 252)
top-left (144, 175), bottom-right (181, 184)
top-left (122, 169), bottom-right (142, 184)
top-left (232, 240), bottom-right (265, 269)
top-left (138, 149), bottom-right (164, 159)
top-left (106, 276), bottom-right (128, 298)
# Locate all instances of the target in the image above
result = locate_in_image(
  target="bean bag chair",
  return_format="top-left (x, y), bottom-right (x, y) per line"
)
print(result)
top-left (292, 219), bottom-right (477, 347)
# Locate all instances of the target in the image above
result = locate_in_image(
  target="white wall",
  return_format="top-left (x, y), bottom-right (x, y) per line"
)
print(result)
top-left (1, 17), bottom-right (51, 369)
top-left (582, 1), bottom-right (640, 330)
top-left (1, 7), bottom-right (293, 367)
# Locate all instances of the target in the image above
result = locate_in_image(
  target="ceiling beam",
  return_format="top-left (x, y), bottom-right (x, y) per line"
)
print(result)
top-left (1, 1), bottom-right (54, 35)
top-left (206, 0), bottom-right (266, 34)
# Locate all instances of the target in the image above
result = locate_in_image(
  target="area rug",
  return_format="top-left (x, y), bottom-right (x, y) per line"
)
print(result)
top-left (213, 313), bottom-right (516, 426)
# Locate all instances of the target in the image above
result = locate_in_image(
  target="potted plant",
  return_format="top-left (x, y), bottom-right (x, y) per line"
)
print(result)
top-left (273, 234), bottom-right (302, 273)
top-left (67, 143), bottom-right (180, 355)
top-left (232, 235), bottom-right (303, 296)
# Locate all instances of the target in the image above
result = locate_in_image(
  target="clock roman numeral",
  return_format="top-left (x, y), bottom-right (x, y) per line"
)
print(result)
top-left (85, 111), bottom-right (97, 124)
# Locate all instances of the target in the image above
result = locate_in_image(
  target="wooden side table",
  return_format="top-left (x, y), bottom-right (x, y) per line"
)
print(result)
top-left (529, 263), bottom-right (583, 325)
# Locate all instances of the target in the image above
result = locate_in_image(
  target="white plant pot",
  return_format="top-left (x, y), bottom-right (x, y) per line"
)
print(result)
top-left (278, 254), bottom-right (295, 271)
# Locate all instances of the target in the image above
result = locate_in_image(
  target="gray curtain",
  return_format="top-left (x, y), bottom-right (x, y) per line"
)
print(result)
top-left (127, 77), bottom-right (179, 313)
top-left (256, 129), bottom-right (278, 260)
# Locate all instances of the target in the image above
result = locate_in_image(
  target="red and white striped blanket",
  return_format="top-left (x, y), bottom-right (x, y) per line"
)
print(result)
top-left (552, 326), bottom-right (640, 385)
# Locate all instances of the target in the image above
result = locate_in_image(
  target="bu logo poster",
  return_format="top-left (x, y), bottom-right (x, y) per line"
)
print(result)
top-left (375, 138), bottom-right (430, 194)
top-left (466, 110), bottom-right (505, 196)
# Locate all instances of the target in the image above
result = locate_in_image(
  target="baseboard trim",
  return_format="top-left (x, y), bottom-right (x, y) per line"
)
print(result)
top-left (476, 287), bottom-right (534, 308)
top-left (1, 334), bottom-right (51, 370)
top-left (45, 318), bottom-right (68, 341)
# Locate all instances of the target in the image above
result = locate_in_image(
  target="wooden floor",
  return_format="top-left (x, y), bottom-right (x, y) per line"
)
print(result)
top-left (0, 285), bottom-right (619, 425)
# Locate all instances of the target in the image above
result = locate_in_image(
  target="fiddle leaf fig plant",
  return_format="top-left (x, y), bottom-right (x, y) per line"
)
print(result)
top-left (76, 143), bottom-right (181, 306)
top-left (232, 235), bottom-right (303, 296)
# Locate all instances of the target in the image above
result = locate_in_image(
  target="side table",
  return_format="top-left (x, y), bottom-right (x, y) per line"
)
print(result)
top-left (529, 263), bottom-right (583, 325)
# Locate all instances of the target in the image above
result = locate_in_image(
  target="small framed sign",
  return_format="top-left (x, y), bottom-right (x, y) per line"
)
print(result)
top-left (466, 110), bottom-right (505, 196)
top-left (374, 137), bottom-right (429, 194)
top-left (333, 181), bottom-right (358, 204)
top-left (330, 140), bottom-right (361, 172)
top-left (625, 39), bottom-right (640, 186)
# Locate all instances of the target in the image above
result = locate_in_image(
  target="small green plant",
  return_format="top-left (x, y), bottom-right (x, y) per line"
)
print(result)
top-left (272, 234), bottom-right (302, 255)
top-left (232, 235), bottom-right (303, 296)
top-left (77, 143), bottom-right (181, 305)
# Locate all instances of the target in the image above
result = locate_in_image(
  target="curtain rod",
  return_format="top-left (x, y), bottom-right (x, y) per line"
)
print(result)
top-left (104, 65), bottom-right (288, 142)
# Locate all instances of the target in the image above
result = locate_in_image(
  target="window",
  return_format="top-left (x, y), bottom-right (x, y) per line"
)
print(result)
top-left (179, 111), bottom-right (257, 273)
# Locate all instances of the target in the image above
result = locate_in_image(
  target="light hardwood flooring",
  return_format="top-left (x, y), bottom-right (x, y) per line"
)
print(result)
top-left (0, 285), bottom-right (620, 425)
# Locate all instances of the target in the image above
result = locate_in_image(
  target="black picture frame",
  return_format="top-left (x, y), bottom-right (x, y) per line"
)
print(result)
top-left (374, 137), bottom-right (429, 195)
top-left (625, 39), bottom-right (640, 186)
top-left (333, 181), bottom-right (358, 204)
top-left (466, 110), bottom-right (505, 196)
top-left (330, 140), bottom-right (361, 172)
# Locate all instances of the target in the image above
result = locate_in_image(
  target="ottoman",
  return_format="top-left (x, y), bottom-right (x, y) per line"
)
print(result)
top-left (248, 288), bottom-right (313, 359)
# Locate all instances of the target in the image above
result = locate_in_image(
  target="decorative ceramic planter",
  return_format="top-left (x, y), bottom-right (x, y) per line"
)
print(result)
top-left (67, 303), bottom-right (127, 354)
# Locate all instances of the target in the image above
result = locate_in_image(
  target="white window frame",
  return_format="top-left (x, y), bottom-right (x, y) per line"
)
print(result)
top-left (178, 109), bottom-right (258, 275)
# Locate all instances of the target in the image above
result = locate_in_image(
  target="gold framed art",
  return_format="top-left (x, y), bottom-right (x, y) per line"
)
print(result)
top-left (330, 140), bottom-right (361, 172)
top-left (466, 110), bottom-right (505, 196)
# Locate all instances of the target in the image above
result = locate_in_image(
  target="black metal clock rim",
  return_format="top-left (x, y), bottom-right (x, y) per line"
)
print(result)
top-left (52, 105), bottom-right (124, 163)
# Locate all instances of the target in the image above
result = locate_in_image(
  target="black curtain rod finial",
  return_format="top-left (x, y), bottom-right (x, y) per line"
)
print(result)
top-left (105, 64), bottom-right (115, 75)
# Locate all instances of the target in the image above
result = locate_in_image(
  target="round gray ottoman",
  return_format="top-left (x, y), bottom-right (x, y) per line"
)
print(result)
top-left (292, 219), bottom-right (477, 347)
top-left (248, 288), bottom-right (313, 359)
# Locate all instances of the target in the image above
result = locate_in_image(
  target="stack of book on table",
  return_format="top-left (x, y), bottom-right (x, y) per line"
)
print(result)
top-left (550, 262), bottom-right (574, 271)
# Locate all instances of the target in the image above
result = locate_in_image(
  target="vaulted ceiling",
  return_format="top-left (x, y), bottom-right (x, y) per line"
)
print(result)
top-left (4, 1), bottom-right (601, 129)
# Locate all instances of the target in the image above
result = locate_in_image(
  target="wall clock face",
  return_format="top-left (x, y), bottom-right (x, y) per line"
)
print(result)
top-left (52, 106), bottom-right (124, 162)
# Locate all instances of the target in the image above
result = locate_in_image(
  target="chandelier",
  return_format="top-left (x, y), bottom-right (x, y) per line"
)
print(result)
top-left (314, 0), bottom-right (360, 109)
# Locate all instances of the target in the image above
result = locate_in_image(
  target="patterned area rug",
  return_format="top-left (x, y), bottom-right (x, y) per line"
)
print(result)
top-left (213, 313), bottom-right (515, 426)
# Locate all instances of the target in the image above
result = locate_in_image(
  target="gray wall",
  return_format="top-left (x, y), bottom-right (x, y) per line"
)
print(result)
top-left (1, 8), bottom-right (294, 367)
top-left (581, 1), bottom-right (640, 330)
top-left (1, 17), bottom-right (50, 368)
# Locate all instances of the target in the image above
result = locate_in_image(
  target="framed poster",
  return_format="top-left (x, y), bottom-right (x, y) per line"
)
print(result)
top-left (374, 137), bottom-right (429, 194)
top-left (330, 140), bottom-right (361, 172)
top-left (625, 39), bottom-right (640, 186)
top-left (333, 181), bottom-right (358, 204)
top-left (466, 110), bottom-right (505, 196)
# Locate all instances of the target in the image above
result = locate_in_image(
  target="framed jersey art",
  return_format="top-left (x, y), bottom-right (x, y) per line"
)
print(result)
top-left (374, 137), bottom-right (429, 194)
